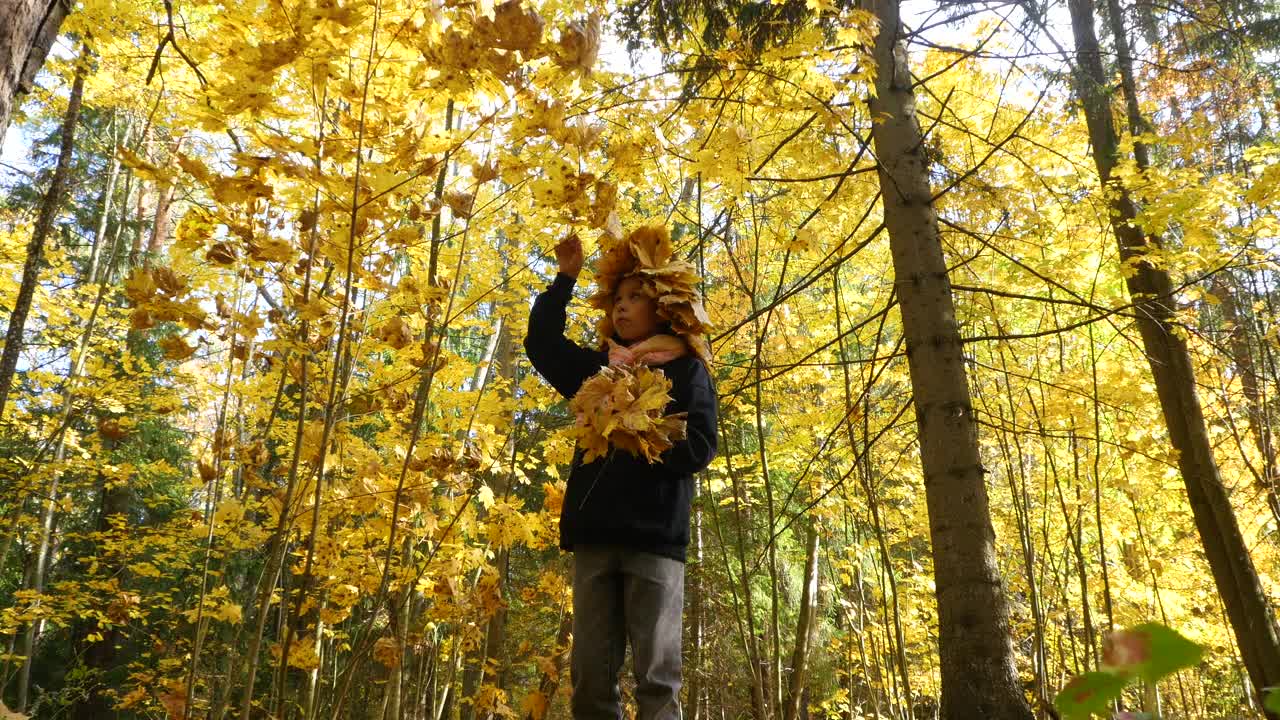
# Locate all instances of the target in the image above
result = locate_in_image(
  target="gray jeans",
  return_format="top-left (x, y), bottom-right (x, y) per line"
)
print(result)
top-left (570, 545), bottom-right (684, 720)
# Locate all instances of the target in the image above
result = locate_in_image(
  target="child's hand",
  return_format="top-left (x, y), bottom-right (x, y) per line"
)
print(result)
top-left (607, 338), bottom-right (636, 366)
top-left (554, 233), bottom-right (583, 278)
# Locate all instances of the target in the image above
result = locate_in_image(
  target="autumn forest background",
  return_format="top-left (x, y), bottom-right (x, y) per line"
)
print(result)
top-left (0, 0), bottom-right (1278, 717)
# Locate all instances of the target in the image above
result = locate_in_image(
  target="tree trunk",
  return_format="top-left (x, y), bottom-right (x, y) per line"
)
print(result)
top-left (69, 462), bottom-right (132, 719)
top-left (147, 174), bottom-right (177, 261)
top-left (0, 0), bottom-right (69, 145)
top-left (866, 0), bottom-right (1032, 717)
top-left (85, 112), bottom-right (122, 283)
top-left (522, 609), bottom-right (571, 720)
top-left (1213, 275), bottom-right (1280, 522)
top-left (384, 587), bottom-right (408, 720)
top-left (783, 524), bottom-right (820, 720)
top-left (15, 480), bottom-right (59, 712)
top-left (0, 51), bottom-right (84, 421)
top-left (461, 316), bottom-right (511, 720)
top-left (729, 461), bottom-right (768, 720)
top-left (857, 457), bottom-right (912, 715)
top-left (128, 124), bottom-right (153, 267)
top-left (688, 475), bottom-right (705, 720)
top-left (481, 310), bottom-right (519, 715)
top-left (1066, 0), bottom-right (1280, 710)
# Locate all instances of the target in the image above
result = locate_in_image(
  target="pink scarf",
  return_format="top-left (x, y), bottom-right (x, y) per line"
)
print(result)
top-left (606, 335), bottom-right (689, 367)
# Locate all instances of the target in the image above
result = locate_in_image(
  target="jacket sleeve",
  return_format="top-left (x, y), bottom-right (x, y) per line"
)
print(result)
top-left (523, 272), bottom-right (606, 399)
top-left (659, 358), bottom-right (719, 476)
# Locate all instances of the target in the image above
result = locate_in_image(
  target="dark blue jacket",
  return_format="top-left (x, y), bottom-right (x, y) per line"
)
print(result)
top-left (523, 272), bottom-right (719, 561)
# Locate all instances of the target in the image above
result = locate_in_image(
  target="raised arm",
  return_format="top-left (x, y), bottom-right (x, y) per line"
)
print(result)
top-left (523, 235), bottom-right (606, 398)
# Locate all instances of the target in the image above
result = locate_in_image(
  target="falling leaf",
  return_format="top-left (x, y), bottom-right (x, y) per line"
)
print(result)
top-left (376, 316), bottom-right (415, 349)
top-left (247, 236), bottom-right (295, 263)
top-left (444, 190), bottom-right (476, 219)
top-left (790, 226), bottom-right (817, 252)
top-left (473, 161), bottom-right (500, 183)
top-left (117, 145), bottom-right (169, 183)
top-left (175, 152), bottom-right (212, 185)
top-left (555, 13), bottom-right (601, 76)
top-left (521, 689), bottom-right (549, 719)
top-left (564, 118), bottom-right (603, 149)
top-left (208, 241), bottom-right (238, 266)
top-left (477, 483), bottom-right (496, 509)
top-left (589, 180), bottom-right (617, 228)
top-left (158, 687), bottom-right (186, 720)
top-left (482, 0), bottom-right (545, 53)
top-left (600, 211), bottom-right (622, 241)
top-left (199, 460), bottom-right (217, 482)
top-left (152, 266), bottom-right (189, 296)
top-left (124, 268), bottom-right (157, 304)
top-left (159, 335), bottom-right (197, 361)
top-left (374, 636), bottom-right (402, 668)
top-left (97, 418), bottom-right (129, 441)
top-left (1101, 623), bottom-right (1203, 682)
top-left (1053, 672), bottom-right (1128, 720)
top-left (212, 601), bottom-right (242, 624)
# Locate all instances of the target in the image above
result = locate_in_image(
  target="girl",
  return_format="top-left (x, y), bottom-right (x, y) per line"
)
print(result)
top-left (523, 227), bottom-right (718, 720)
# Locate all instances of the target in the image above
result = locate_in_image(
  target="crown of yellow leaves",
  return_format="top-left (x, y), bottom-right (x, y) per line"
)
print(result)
top-left (586, 223), bottom-right (713, 365)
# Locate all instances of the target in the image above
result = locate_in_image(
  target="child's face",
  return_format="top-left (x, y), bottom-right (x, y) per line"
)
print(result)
top-left (612, 276), bottom-right (661, 342)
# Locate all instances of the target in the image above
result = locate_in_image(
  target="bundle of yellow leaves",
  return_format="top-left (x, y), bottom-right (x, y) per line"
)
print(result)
top-left (588, 223), bottom-right (713, 364)
top-left (568, 365), bottom-right (687, 464)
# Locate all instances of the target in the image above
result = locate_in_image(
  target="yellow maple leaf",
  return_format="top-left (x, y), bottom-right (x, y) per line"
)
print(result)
top-left (375, 316), bottom-right (414, 349)
top-left (158, 335), bottom-right (197, 361)
top-left (568, 366), bottom-right (687, 463)
top-left (477, 484), bottom-right (496, 509)
top-left (480, 0), bottom-right (545, 53)
top-left (554, 13), bottom-right (600, 76)
top-left (116, 145), bottom-right (170, 183)
top-left (212, 601), bottom-right (242, 624)
top-left (444, 190), bottom-right (476, 219)
top-left (247, 236), bottom-right (294, 263)
top-left (124, 268), bottom-right (156, 304)
top-left (522, 689), bottom-right (549, 720)
top-left (175, 152), bottom-right (212, 185)
top-left (273, 637), bottom-right (321, 670)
